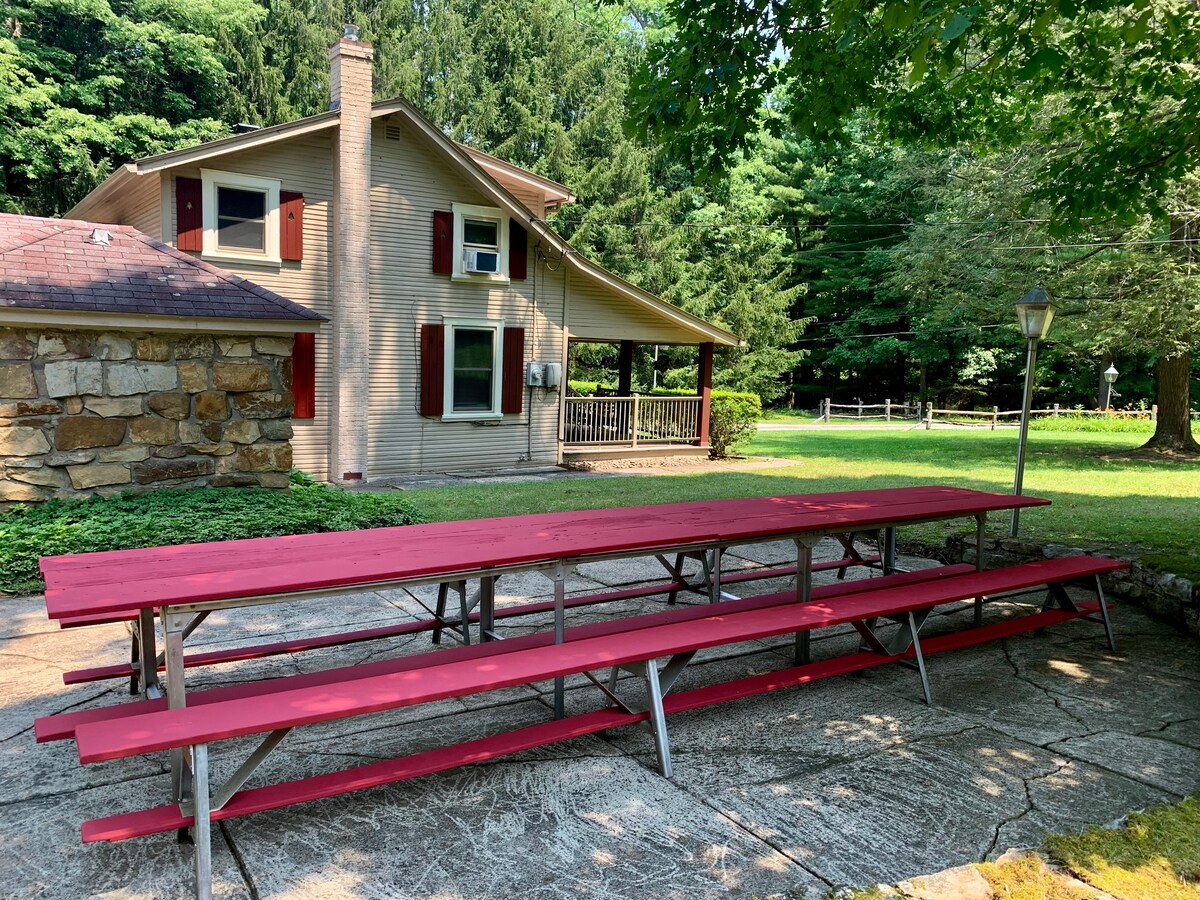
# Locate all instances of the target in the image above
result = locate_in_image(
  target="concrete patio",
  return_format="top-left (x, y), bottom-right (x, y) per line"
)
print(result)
top-left (2, 540), bottom-right (1198, 899)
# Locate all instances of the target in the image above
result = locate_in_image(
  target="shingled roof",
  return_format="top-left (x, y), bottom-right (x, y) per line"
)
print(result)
top-left (0, 213), bottom-right (324, 323)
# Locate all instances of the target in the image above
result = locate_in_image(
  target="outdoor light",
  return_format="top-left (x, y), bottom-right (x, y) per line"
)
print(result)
top-left (1011, 285), bottom-right (1055, 537)
top-left (1101, 364), bottom-right (1119, 411)
top-left (1014, 285), bottom-right (1057, 339)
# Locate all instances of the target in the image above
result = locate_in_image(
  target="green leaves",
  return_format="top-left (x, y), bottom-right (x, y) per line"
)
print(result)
top-left (938, 12), bottom-right (974, 41)
top-left (1017, 46), bottom-right (1068, 80)
top-left (0, 485), bottom-right (425, 594)
top-left (630, 0), bottom-right (1200, 226)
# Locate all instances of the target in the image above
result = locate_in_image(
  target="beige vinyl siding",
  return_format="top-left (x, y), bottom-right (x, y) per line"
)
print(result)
top-left (81, 171), bottom-right (162, 239)
top-left (164, 134), bottom-right (335, 478)
top-left (368, 116), bottom-right (565, 474)
top-left (125, 173), bottom-right (162, 239)
top-left (567, 276), bottom-right (706, 345)
top-left (503, 182), bottom-right (544, 217)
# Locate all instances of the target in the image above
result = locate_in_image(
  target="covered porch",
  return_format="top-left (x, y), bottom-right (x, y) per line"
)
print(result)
top-left (562, 340), bottom-right (715, 461)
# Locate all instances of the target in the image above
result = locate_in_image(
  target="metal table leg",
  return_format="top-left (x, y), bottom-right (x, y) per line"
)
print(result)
top-left (974, 513), bottom-right (986, 627)
top-left (191, 743), bottom-right (212, 900)
top-left (882, 526), bottom-right (897, 575)
top-left (551, 564), bottom-right (566, 718)
top-left (794, 538), bottom-right (814, 665)
top-left (479, 576), bottom-right (496, 641)
top-left (136, 608), bottom-right (160, 698)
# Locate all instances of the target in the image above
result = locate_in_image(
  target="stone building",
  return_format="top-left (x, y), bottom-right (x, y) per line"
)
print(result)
top-left (0, 214), bottom-right (324, 501)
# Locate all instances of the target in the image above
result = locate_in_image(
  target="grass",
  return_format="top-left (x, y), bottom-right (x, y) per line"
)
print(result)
top-left (837, 793), bottom-right (1200, 899)
top-left (977, 855), bottom-right (1095, 899)
top-left (760, 408), bottom-right (821, 423)
top-left (412, 429), bottom-right (1197, 557)
top-left (1047, 794), bottom-right (1200, 900)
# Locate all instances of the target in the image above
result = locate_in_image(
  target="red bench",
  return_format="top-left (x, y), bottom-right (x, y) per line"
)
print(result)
top-left (58, 556), bottom-right (1124, 899)
top-left (37, 563), bottom-right (969, 744)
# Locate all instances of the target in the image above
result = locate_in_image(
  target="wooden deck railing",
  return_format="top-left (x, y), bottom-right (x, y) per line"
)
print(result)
top-left (564, 396), bottom-right (702, 445)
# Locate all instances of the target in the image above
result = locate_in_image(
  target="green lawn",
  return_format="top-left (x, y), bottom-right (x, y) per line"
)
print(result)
top-left (759, 408), bottom-right (821, 423)
top-left (411, 430), bottom-right (1199, 562)
top-left (847, 792), bottom-right (1200, 899)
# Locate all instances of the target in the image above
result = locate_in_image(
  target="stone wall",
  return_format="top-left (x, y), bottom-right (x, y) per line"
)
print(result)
top-left (943, 534), bottom-right (1199, 639)
top-left (0, 328), bottom-right (296, 501)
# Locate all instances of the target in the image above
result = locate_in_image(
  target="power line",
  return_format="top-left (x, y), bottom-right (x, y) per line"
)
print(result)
top-left (542, 217), bottom-right (1054, 230)
top-left (793, 323), bottom-right (1009, 344)
top-left (540, 212), bottom-right (1200, 232)
top-left (545, 235), bottom-right (1198, 257)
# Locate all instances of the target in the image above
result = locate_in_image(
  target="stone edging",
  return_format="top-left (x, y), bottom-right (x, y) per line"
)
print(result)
top-left (896, 535), bottom-right (1198, 639)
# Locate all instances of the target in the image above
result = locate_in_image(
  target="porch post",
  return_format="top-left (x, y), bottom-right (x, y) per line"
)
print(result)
top-left (697, 342), bottom-right (714, 446)
top-left (617, 340), bottom-right (635, 396)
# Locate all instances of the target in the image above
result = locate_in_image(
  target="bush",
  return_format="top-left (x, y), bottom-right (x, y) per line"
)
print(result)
top-left (708, 390), bottom-right (762, 458)
top-left (1029, 412), bottom-right (1155, 433)
top-left (0, 484), bottom-right (426, 594)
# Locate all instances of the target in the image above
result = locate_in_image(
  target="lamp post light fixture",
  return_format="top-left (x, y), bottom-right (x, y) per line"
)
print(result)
top-left (1011, 286), bottom-right (1056, 538)
top-left (1102, 364), bottom-right (1119, 410)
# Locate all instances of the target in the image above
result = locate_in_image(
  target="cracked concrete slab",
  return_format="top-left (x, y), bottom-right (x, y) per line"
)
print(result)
top-left (1046, 731), bottom-right (1200, 797)
top-left (225, 754), bottom-right (823, 900)
top-left (4, 554), bottom-right (1199, 899)
top-left (692, 725), bottom-right (1066, 887)
top-left (0, 777), bottom-right (250, 900)
top-left (989, 757), bottom-right (1177, 853)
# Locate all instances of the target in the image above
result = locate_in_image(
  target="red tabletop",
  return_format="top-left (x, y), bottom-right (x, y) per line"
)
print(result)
top-left (41, 485), bottom-right (1048, 619)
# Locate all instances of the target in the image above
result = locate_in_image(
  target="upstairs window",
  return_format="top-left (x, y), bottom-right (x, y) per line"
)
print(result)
top-left (200, 169), bottom-right (281, 264)
top-left (216, 188), bottom-right (267, 252)
top-left (451, 203), bottom-right (509, 282)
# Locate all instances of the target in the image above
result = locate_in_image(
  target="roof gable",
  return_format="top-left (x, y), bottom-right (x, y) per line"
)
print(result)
top-left (65, 100), bottom-right (739, 347)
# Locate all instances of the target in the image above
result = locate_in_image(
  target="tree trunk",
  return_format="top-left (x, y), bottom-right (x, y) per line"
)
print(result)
top-left (1141, 345), bottom-right (1199, 453)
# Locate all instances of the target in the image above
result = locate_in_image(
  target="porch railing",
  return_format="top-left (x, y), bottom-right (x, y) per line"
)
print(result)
top-left (564, 395), bottom-right (703, 446)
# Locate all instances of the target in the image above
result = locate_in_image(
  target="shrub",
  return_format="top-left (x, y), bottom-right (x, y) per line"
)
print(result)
top-left (1029, 412), bottom-right (1155, 433)
top-left (708, 390), bottom-right (762, 458)
top-left (0, 484), bottom-right (425, 594)
top-left (567, 379), bottom-right (612, 395)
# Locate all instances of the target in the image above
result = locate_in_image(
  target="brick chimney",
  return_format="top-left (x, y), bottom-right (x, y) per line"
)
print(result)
top-left (328, 24), bottom-right (373, 483)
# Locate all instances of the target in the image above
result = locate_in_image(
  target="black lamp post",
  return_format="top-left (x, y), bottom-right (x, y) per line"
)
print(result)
top-left (1011, 286), bottom-right (1056, 538)
top-left (1102, 364), bottom-right (1119, 411)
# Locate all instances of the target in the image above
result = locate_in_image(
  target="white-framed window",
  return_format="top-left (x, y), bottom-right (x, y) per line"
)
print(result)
top-left (200, 169), bottom-right (281, 264)
top-left (443, 317), bottom-right (504, 418)
top-left (452, 202), bottom-right (509, 283)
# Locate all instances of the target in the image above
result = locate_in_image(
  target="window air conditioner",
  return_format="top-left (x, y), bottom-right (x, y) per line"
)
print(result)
top-left (464, 249), bottom-right (501, 274)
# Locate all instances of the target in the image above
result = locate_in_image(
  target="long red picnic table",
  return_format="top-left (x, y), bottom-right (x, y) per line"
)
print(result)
top-left (43, 485), bottom-right (1047, 617)
top-left (38, 484), bottom-right (1129, 900)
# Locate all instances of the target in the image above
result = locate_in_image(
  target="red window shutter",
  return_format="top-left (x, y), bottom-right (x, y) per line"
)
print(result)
top-left (280, 191), bottom-right (304, 261)
top-left (176, 177), bottom-right (203, 251)
top-left (420, 324), bottom-right (445, 417)
top-left (432, 210), bottom-right (453, 275)
top-left (292, 332), bottom-right (316, 418)
top-left (509, 220), bottom-right (528, 280)
top-left (501, 327), bottom-right (526, 415)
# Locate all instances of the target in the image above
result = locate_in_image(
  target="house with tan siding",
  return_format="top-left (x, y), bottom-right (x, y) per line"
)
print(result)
top-left (68, 27), bottom-right (739, 485)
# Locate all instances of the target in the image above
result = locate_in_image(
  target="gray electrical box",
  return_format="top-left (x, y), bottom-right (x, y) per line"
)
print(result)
top-left (526, 362), bottom-right (545, 387)
top-left (543, 362), bottom-right (562, 388)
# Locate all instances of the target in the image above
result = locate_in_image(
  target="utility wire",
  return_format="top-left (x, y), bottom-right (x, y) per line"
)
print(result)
top-left (793, 323), bottom-right (1009, 344)
top-left (542, 235), bottom-right (1199, 256)
top-left (539, 211), bottom-right (1200, 231)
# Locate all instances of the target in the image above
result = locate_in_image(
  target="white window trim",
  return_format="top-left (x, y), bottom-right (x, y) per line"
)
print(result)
top-left (442, 316), bottom-right (504, 420)
top-left (451, 202), bottom-right (509, 284)
top-left (200, 169), bottom-right (282, 265)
